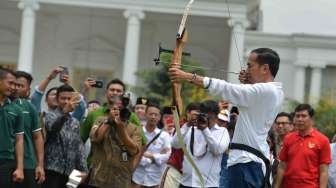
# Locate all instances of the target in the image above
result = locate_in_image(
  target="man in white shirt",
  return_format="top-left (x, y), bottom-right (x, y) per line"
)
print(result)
top-left (172, 100), bottom-right (230, 188)
top-left (132, 103), bottom-right (171, 188)
top-left (169, 48), bottom-right (284, 188)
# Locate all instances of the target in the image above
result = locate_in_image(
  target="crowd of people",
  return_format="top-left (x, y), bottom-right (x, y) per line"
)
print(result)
top-left (0, 47), bottom-right (335, 188)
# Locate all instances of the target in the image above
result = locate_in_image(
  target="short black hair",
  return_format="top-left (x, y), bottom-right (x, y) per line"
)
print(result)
top-left (186, 102), bottom-right (201, 113)
top-left (294, 104), bottom-right (315, 118)
top-left (275, 112), bottom-right (293, 122)
top-left (251, 48), bottom-right (280, 78)
top-left (106, 78), bottom-right (125, 92)
top-left (200, 100), bottom-right (220, 115)
top-left (146, 103), bottom-right (161, 112)
top-left (230, 106), bottom-right (239, 115)
top-left (162, 106), bottom-right (173, 115)
top-left (15, 71), bottom-right (33, 85)
top-left (56, 84), bottom-right (74, 98)
top-left (0, 67), bottom-right (15, 80)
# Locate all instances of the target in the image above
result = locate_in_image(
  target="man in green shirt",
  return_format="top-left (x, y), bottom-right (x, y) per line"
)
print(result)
top-left (0, 67), bottom-right (24, 187)
top-left (12, 71), bottom-right (45, 188)
top-left (80, 78), bottom-right (146, 166)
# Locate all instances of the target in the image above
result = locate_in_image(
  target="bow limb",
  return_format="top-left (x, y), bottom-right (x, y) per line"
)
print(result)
top-left (172, 108), bottom-right (205, 188)
top-left (170, 0), bottom-right (204, 187)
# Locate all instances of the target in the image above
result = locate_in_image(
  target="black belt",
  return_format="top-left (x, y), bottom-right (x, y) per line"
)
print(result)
top-left (229, 143), bottom-right (271, 188)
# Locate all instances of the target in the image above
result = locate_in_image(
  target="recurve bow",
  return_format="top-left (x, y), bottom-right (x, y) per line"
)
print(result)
top-left (170, 0), bottom-right (205, 187)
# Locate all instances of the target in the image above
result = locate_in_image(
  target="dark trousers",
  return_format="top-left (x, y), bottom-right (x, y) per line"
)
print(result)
top-left (0, 159), bottom-right (16, 188)
top-left (15, 169), bottom-right (41, 188)
top-left (227, 162), bottom-right (264, 188)
top-left (43, 170), bottom-right (68, 188)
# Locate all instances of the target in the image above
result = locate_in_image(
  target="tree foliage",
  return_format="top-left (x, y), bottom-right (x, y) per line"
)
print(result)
top-left (314, 98), bottom-right (336, 140)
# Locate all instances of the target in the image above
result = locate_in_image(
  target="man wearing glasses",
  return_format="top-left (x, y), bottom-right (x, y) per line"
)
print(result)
top-left (273, 112), bottom-right (294, 154)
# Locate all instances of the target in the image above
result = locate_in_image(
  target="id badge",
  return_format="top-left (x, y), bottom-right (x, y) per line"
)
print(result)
top-left (121, 151), bottom-right (128, 162)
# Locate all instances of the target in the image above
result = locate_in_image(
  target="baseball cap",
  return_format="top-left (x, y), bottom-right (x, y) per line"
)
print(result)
top-left (218, 109), bottom-right (229, 122)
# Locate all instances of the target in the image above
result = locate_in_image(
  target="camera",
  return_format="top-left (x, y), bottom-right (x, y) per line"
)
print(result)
top-left (196, 112), bottom-right (209, 124)
top-left (87, 78), bottom-right (104, 88)
top-left (119, 93), bottom-right (131, 122)
top-left (92, 80), bottom-right (104, 88)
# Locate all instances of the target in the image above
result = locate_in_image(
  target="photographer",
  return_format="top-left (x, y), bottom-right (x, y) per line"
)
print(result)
top-left (88, 96), bottom-right (142, 188)
top-left (171, 100), bottom-right (230, 188)
top-left (43, 84), bottom-right (88, 188)
top-left (80, 78), bottom-right (147, 167)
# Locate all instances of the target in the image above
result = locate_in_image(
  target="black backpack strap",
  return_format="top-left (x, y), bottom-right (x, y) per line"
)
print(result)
top-left (229, 143), bottom-right (271, 188)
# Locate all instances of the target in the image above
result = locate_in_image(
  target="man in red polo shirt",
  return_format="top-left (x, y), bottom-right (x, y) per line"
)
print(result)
top-left (274, 104), bottom-right (331, 188)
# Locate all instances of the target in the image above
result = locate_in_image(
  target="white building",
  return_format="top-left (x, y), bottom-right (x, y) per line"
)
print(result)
top-left (0, 0), bottom-right (335, 104)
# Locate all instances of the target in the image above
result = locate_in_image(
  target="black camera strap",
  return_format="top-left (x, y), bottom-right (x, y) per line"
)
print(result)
top-left (229, 143), bottom-right (271, 188)
top-left (144, 131), bottom-right (162, 151)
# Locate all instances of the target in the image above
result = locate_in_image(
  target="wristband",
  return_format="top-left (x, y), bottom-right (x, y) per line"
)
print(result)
top-left (190, 72), bottom-right (197, 83)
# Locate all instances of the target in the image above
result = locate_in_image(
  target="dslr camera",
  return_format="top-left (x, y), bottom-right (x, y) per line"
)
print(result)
top-left (196, 112), bottom-right (209, 124)
top-left (119, 93), bottom-right (131, 122)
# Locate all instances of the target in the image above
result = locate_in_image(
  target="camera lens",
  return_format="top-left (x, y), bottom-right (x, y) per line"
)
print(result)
top-left (197, 113), bottom-right (208, 124)
top-left (120, 108), bottom-right (131, 122)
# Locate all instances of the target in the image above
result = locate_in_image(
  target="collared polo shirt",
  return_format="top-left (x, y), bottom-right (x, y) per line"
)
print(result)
top-left (80, 104), bottom-right (146, 144)
top-left (14, 98), bottom-right (41, 169)
top-left (279, 129), bottom-right (331, 188)
top-left (0, 98), bottom-right (24, 160)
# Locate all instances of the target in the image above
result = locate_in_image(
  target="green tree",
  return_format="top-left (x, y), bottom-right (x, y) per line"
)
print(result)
top-left (133, 53), bottom-right (211, 110)
top-left (314, 98), bottom-right (336, 140)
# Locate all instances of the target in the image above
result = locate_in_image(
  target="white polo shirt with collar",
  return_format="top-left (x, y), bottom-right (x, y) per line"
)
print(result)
top-left (204, 77), bottom-right (284, 173)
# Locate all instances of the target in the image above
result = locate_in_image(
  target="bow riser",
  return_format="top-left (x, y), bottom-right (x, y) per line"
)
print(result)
top-left (171, 30), bottom-right (188, 115)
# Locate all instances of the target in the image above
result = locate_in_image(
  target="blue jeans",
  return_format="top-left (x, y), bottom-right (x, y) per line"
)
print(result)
top-left (228, 162), bottom-right (264, 188)
top-left (219, 154), bottom-right (229, 188)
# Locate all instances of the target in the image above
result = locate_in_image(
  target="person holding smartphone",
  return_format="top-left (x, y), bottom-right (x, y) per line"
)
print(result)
top-left (31, 66), bottom-right (87, 122)
top-left (43, 85), bottom-right (88, 188)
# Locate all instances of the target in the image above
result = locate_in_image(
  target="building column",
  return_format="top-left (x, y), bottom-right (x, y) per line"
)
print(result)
top-left (309, 66), bottom-right (323, 104)
top-left (17, 0), bottom-right (39, 73)
top-left (122, 9), bottom-right (145, 86)
top-left (293, 65), bottom-right (306, 102)
top-left (227, 18), bottom-right (249, 83)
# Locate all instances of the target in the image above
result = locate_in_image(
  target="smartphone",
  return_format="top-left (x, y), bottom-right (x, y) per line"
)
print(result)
top-left (59, 67), bottom-right (69, 82)
top-left (92, 80), bottom-right (104, 88)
